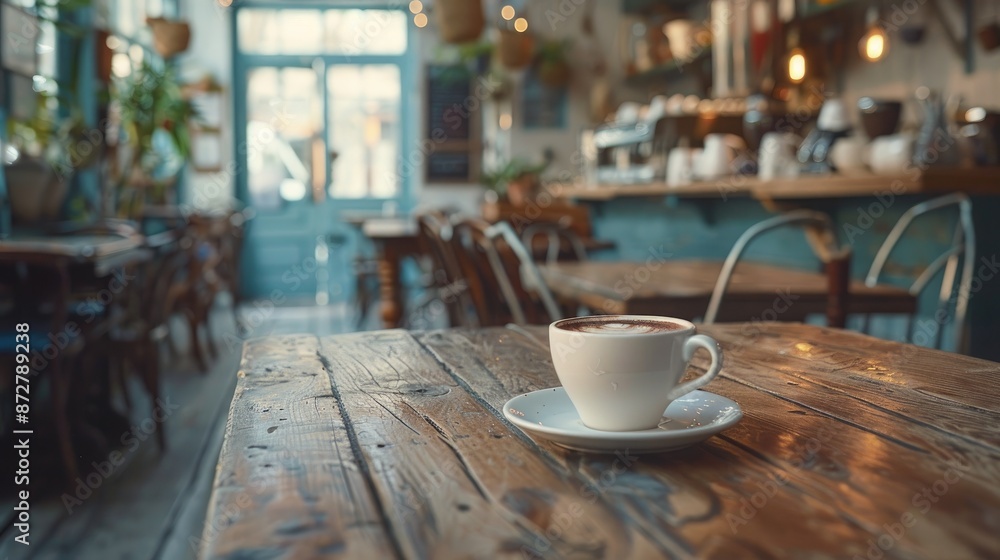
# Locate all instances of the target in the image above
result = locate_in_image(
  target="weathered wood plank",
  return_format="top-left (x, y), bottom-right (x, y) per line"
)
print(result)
top-left (699, 324), bottom-right (1000, 449)
top-left (200, 335), bottom-right (394, 560)
top-left (319, 330), bottom-right (680, 559)
top-left (416, 328), bottom-right (945, 559)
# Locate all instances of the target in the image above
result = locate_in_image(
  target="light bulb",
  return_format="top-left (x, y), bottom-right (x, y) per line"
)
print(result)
top-left (501, 5), bottom-right (515, 21)
top-left (514, 17), bottom-right (528, 32)
top-left (788, 49), bottom-right (806, 83)
top-left (860, 27), bottom-right (888, 61)
top-left (414, 12), bottom-right (428, 28)
top-left (409, 1), bottom-right (423, 15)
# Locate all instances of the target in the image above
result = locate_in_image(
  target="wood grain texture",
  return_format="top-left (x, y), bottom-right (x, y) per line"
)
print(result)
top-left (539, 260), bottom-right (915, 321)
top-left (200, 335), bottom-right (394, 559)
top-left (204, 325), bottom-right (1000, 560)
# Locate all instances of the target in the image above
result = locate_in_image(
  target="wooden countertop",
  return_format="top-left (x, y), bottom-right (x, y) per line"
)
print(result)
top-left (551, 167), bottom-right (1000, 201)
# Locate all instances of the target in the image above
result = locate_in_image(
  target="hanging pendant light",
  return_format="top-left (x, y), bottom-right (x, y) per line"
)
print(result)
top-left (859, 6), bottom-right (888, 62)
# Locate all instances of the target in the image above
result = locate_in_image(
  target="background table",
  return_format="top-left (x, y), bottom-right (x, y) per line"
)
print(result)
top-left (202, 324), bottom-right (1000, 559)
top-left (540, 260), bottom-right (917, 325)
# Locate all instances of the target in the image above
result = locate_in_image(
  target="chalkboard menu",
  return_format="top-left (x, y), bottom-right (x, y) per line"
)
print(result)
top-left (427, 65), bottom-right (472, 141)
top-left (425, 64), bottom-right (480, 183)
top-left (426, 152), bottom-right (471, 181)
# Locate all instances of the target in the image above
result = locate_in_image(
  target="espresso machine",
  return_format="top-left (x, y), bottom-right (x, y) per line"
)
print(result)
top-left (582, 116), bottom-right (677, 184)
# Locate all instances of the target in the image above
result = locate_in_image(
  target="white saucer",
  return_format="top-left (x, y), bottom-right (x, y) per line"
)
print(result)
top-left (502, 388), bottom-right (742, 453)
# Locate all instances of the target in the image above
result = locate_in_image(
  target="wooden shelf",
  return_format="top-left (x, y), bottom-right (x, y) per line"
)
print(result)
top-left (623, 51), bottom-right (711, 87)
top-left (550, 167), bottom-right (1000, 202)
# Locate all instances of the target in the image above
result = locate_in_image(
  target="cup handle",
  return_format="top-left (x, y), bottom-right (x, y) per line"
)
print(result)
top-left (665, 334), bottom-right (724, 402)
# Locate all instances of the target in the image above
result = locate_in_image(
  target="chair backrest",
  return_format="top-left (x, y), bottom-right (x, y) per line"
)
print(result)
top-left (481, 221), bottom-right (563, 325)
top-left (704, 210), bottom-right (850, 325)
top-left (451, 217), bottom-right (513, 326)
top-left (521, 222), bottom-right (588, 264)
top-left (864, 193), bottom-right (975, 352)
top-left (416, 211), bottom-right (470, 327)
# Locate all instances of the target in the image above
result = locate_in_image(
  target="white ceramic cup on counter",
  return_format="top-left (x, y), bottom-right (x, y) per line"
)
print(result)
top-left (549, 315), bottom-right (724, 432)
top-left (667, 147), bottom-right (701, 186)
top-left (866, 133), bottom-right (915, 175)
top-left (695, 133), bottom-right (745, 180)
top-left (829, 135), bottom-right (869, 175)
top-left (758, 132), bottom-right (801, 181)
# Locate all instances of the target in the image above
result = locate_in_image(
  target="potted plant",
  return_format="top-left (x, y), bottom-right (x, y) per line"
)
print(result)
top-left (3, 89), bottom-right (101, 224)
top-left (111, 61), bottom-right (197, 218)
top-left (0, 0), bottom-right (99, 225)
top-left (535, 40), bottom-right (573, 88)
top-left (481, 159), bottom-right (547, 207)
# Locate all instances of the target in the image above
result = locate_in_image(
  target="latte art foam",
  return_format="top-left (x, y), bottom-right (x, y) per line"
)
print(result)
top-left (556, 317), bottom-right (684, 334)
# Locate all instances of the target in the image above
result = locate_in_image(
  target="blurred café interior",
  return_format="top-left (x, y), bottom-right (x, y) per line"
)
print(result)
top-left (2, 0), bottom-right (1000, 556)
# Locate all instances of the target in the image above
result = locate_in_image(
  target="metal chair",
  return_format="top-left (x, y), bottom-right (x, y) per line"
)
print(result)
top-left (481, 221), bottom-right (563, 325)
top-left (704, 210), bottom-right (851, 325)
top-left (862, 193), bottom-right (975, 352)
top-left (520, 222), bottom-right (588, 264)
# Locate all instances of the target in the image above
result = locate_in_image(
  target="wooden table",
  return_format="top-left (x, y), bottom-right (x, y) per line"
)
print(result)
top-left (346, 215), bottom-right (616, 329)
top-left (354, 217), bottom-right (424, 329)
top-left (202, 324), bottom-right (1000, 559)
top-left (0, 232), bottom-right (150, 482)
top-left (539, 260), bottom-right (916, 325)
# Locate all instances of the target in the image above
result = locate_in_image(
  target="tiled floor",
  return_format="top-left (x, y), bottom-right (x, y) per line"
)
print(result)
top-left (0, 301), bottom-right (360, 560)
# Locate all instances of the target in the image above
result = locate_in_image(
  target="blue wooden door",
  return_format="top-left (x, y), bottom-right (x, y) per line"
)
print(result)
top-left (232, 4), bottom-right (414, 302)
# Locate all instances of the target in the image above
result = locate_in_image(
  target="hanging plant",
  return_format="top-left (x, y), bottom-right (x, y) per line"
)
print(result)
top-left (497, 29), bottom-right (534, 70)
top-left (535, 39), bottom-right (573, 88)
top-left (147, 17), bottom-right (192, 59)
top-left (435, 0), bottom-right (485, 44)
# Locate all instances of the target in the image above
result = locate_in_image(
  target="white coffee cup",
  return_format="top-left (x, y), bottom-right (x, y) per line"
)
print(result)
top-left (758, 132), bottom-right (801, 181)
top-left (867, 133), bottom-right (914, 174)
top-left (667, 146), bottom-right (700, 186)
top-left (829, 135), bottom-right (868, 175)
top-left (696, 133), bottom-right (745, 179)
top-left (549, 315), bottom-right (724, 432)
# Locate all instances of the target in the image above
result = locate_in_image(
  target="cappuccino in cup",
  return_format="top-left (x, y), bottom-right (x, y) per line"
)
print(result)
top-left (549, 315), bottom-right (724, 431)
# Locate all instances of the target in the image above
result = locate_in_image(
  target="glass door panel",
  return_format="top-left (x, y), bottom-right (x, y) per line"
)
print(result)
top-left (327, 64), bottom-right (401, 199)
top-left (245, 67), bottom-right (322, 211)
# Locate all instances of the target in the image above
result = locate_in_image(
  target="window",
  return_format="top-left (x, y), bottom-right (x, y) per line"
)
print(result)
top-left (238, 9), bottom-right (407, 55)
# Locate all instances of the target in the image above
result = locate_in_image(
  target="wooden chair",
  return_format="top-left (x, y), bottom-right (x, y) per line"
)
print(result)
top-left (862, 193), bottom-right (975, 351)
top-left (108, 246), bottom-right (186, 450)
top-left (165, 214), bottom-right (227, 371)
top-left (413, 211), bottom-right (471, 327)
top-left (704, 210), bottom-right (852, 326)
